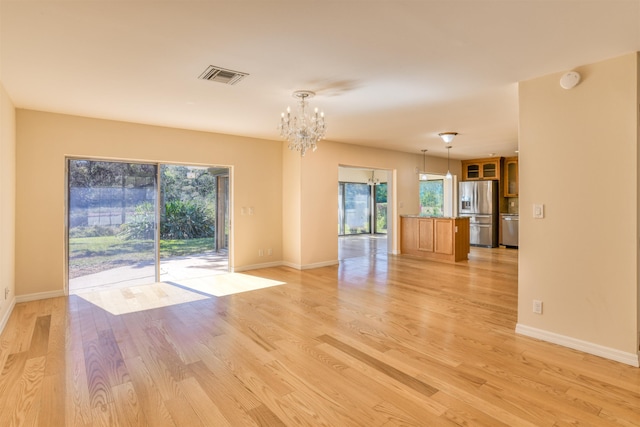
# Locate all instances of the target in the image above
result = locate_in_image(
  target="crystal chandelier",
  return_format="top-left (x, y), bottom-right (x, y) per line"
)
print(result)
top-left (279, 90), bottom-right (326, 156)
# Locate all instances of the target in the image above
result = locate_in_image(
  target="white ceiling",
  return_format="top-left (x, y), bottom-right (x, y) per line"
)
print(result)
top-left (2, 1), bottom-right (639, 159)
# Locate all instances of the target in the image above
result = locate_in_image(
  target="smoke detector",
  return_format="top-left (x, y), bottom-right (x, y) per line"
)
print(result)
top-left (198, 65), bottom-right (248, 85)
top-left (560, 71), bottom-right (581, 90)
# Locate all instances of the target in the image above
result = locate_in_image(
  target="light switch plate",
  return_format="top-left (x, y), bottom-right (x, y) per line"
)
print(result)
top-left (533, 204), bottom-right (544, 219)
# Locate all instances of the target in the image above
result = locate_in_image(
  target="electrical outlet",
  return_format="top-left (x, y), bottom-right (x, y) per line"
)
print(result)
top-left (4, 288), bottom-right (9, 299)
top-left (258, 249), bottom-right (264, 257)
top-left (533, 300), bottom-right (543, 314)
top-left (267, 249), bottom-right (273, 256)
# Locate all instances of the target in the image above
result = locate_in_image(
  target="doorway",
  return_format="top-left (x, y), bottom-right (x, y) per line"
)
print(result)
top-left (337, 167), bottom-right (390, 260)
top-left (67, 159), bottom-right (229, 294)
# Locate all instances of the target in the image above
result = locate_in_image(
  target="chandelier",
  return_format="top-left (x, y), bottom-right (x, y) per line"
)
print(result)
top-left (278, 90), bottom-right (326, 156)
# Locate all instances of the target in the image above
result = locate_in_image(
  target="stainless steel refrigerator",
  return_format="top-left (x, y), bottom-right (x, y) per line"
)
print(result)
top-left (459, 180), bottom-right (499, 247)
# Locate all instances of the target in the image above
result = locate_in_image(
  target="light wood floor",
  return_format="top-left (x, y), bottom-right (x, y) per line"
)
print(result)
top-left (1, 248), bottom-right (639, 426)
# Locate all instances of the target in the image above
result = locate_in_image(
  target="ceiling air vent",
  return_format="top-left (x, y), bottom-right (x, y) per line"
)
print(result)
top-left (198, 65), bottom-right (248, 85)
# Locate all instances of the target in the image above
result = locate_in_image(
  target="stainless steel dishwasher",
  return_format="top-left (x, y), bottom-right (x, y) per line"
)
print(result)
top-left (500, 214), bottom-right (519, 247)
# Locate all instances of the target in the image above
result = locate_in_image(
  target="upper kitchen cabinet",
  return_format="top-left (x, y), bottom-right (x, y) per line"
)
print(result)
top-left (461, 157), bottom-right (503, 181)
top-left (504, 156), bottom-right (518, 197)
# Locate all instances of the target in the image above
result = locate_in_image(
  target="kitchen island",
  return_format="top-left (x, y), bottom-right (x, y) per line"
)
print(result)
top-left (400, 216), bottom-right (470, 263)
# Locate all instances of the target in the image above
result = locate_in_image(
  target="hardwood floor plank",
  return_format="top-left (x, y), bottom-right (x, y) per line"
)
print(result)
top-left (38, 373), bottom-right (66, 427)
top-left (177, 376), bottom-right (232, 427)
top-left (27, 315), bottom-right (51, 360)
top-left (373, 399), bottom-right (457, 427)
top-left (84, 340), bottom-right (113, 410)
top-left (1, 355), bottom-right (46, 427)
top-left (0, 351), bottom-right (28, 402)
top-left (64, 349), bottom-right (92, 427)
top-left (318, 334), bottom-right (439, 397)
top-left (91, 402), bottom-right (118, 427)
top-left (316, 342), bottom-right (449, 419)
top-left (112, 381), bottom-right (148, 427)
top-left (271, 338), bottom-right (388, 426)
top-left (9, 306), bottom-right (36, 353)
top-left (97, 328), bottom-right (131, 387)
top-left (164, 395), bottom-right (205, 427)
top-left (43, 297), bottom-right (67, 377)
top-left (248, 404), bottom-right (287, 427)
top-left (188, 359), bottom-right (262, 425)
top-left (431, 389), bottom-right (513, 427)
top-left (124, 356), bottom-right (176, 427)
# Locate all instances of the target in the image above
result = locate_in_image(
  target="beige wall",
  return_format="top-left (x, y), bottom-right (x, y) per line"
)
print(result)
top-left (0, 83), bottom-right (16, 328)
top-left (283, 139), bottom-right (461, 267)
top-left (518, 53), bottom-right (639, 360)
top-left (15, 110), bottom-right (283, 297)
top-left (282, 147), bottom-right (302, 267)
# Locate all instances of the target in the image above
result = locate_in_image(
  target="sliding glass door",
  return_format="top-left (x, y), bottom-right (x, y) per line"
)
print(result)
top-left (338, 182), bottom-right (371, 235)
top-left (158, 165), bottom-right (229, 284)
top-left (68, 160), bottom-right (158, 292)
top-left (68, 159), bottom-right (230, 294)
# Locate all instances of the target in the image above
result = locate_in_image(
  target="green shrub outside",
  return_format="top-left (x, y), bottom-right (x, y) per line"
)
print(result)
top-left (161, 200), bottom-right (215, 239)
top-left (119, 200), bottom-right (215, 240)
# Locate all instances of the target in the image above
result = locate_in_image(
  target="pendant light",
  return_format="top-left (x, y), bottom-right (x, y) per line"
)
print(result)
top-left (445, 146), bottom-right (453, 180)
top-left (419, 149), bottom-right (428, 180)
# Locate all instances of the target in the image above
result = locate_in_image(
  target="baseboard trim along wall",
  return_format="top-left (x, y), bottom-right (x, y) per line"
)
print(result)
top-left (15, 290), bottom-right (66, 304)
top-left (301, 260), bottom-right (339, 270)
top-left (0, 298), bottom-right (16, 335)
top-left (516, 323), bottom-right (640, 367)
top-left (280, 260), bottom-right (339, 271)
top-left (233, 261), bottom-right (283, 272)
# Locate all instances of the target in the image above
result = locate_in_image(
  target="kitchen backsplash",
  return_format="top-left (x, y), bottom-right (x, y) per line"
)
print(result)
top-left (506, 197), bottom-right (519, 214)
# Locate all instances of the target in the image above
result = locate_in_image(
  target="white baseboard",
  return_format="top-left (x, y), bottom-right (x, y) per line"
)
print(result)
top-left (280, 261), bottom-right (301, 270)
top-left (280, 259), bottom-right (339, 270)
top-left (233, 261), bottom-right (284, 272)
top-left (0, 298), bottom-right (16, 335)
top-left (302, 260), bottom-right (339, 270)
top-left (15, 290), bottom-right (66, 303)
top-left (515, 323), bottom-right (639, 367)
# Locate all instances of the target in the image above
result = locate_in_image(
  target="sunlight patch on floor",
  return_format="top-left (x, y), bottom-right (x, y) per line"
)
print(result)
top-left (75, 273), bottom-right (286, 315)
top-left (76, 281), bottom-right (210, 315)
top-left (173, 272), bottom-right (285, 297)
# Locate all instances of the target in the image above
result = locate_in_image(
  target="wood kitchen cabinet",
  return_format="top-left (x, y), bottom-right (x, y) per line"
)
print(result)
top-left (461, 157), bottom-right (503, 181)
top-left (400, 216), bottom-right (470, 263)
top-left (504, 156), bottom-right (518, 197)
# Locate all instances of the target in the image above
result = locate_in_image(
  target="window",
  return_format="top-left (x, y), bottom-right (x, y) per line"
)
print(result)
top-left (338, 182), bottom-right (371, 235)
top-left (374, 183), bottom-right (387, 233)
top-left (419, 179), bottom-right (444, 216)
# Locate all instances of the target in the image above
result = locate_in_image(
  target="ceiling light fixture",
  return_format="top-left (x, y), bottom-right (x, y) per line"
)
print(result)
top-left (279, 90), bottom-right (326, 156)
top-left (445, 146), bottom-right (453, 180)
top-left (419, 149), bottom-right (429, 180)
top-left (439, 132), bottom-right (458, 144)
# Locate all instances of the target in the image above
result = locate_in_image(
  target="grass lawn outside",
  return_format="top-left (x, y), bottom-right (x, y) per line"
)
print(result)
top-left (68, 236), bottom-right (216, 278)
